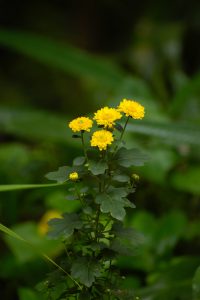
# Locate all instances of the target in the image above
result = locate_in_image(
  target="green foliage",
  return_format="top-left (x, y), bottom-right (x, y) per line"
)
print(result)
top-left (48, 213), bottom-right (83, 239)
top-left (95, 187), bottom-right (134, 221)
top-left (171, 167), bottom-right (200, 194)
top-left (45, 166), bottom-right (70, 183)
top-left (71, 257), bottom-right (101, 287)
top-left (193, 266), bottom-right (200, 300)
top-left (0, 183), bottom-right (61, 192)
top-left (137, 256), bottom-right (200, 300)
top-left (111, 224), bottom-right (144, 256)
top-left (18, 288), bottom-right (41, 300)
top-left (88, 160), bottom-right (108, 175)
top-left (0, 30), bottom-right (125, 88)
top-left (0, 12), bottom-right (200, 300)
top-left (4, 222), bottom-right (62, 263)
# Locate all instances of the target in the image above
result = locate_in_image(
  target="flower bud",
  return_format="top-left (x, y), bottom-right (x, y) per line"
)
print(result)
top-left (132, 173), bottom-right (140, 182)
top-left (69, 172), bottom-right (79, 181)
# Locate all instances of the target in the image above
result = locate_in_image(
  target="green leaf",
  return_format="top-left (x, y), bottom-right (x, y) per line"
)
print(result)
top-left (71, 257), bottom-right (101, 287)
top-left (0, 30), bottom-right (124, 88)
top-left (73, 156), bottom-right (85, 166)
top-left (115, 147), bottom-right (149, 168)
top-left (45, 166), bottom-right (70, 183)
top-left (48, 213), bottom-right (83, 239)
top-left (95, 187), bottom-right (129, 221)
top-left (128, 121), bottom-right (200, 147)
top-left (193, 266), bottom-right (200, 300)
top-left (171, 167), bottom-right (200, 195)
top-left (45, 191), bottom-right (80, 212)
top-left (88, 160), bottom-right (108, 175)
top-left (0, 183), bottom-right (62, 192)
top-left (96, 192), bottom-right (126, 221)
top-left (111, 224), bottom-right (144, 256)
top-left (112, 173), bottom-right (130, 183)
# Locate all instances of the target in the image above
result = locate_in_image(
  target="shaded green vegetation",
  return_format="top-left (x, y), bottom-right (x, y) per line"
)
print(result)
top-left (0, 1), bottom-right (200, 299)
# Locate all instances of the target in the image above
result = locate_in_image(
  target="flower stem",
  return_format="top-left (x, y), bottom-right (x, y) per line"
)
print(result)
top-left (112, 116), bottom-right (130, 156)
top-left (119, 116), bottom-right (130, 143)
top-left (81, 131), bottom-right (88, 163)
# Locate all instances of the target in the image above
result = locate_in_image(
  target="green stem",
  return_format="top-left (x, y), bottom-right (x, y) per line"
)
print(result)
top-left (112, 116), bottom-right (130, 156)
top-left (94, 207), bottom-right (101, 242)
top-left (119, 116), bottom-right (130, 143)
top-left (81, 131), bottom-right (88, 163)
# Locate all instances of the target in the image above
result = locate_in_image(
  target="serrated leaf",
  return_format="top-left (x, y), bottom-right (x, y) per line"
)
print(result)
top-left (71, 257), bottom-right (101, 287)
top-left (95, 187), bottom-right (129, 221)
top-left (73, 156), bottom-right (85, 166)
top-left (115, 147), bottom-right (149, 168)
top-left (45, 166), bottom-right (71, 183)
top-left (48, 213), bottom-right (82, 239)
top-left (88, 160), bottom-right (108, 175)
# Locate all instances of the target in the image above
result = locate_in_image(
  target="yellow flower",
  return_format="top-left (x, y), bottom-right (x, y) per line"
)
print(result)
top-left (91, 130), bottom-right (114, 151)
top-left (69, 172), bottom-right (79, 181)
top-left (93, 107), bottom-right (122, 128)
top-left (69, 117), bottom-right (93, 132)
top-left (38, 210), bottom-right (61, 235)
top-left (118, 99), bottom-right (145, 119)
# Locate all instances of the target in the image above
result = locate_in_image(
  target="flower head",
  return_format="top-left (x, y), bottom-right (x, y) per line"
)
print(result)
top-left (91, 130), bottom-right (114, 151)
top-left (69, 117), bottom-right (93, 132)
top-left (118, 99), bottom-right (145, 119)
top-left (93, 107), bottom-right (122, 128)
top-left (69, 172), bottom-right (79, 181)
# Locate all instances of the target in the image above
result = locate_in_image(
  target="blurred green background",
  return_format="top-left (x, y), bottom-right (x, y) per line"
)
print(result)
top-left (0, 1), bottom-right (200, 299)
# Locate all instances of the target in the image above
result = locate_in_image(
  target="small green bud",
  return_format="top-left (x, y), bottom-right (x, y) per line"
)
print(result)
top-left (106, 289), bottom-right (110, 293)
top-left (132, 173), bottom-right (140, 182)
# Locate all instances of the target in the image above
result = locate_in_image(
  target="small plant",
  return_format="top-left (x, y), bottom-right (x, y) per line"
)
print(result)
top-left (38, 99), bottom-right (148, 300)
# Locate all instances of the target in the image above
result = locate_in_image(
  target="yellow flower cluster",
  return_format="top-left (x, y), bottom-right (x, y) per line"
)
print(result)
top-left (69, 117), bottom-right (93, 132)
top-left (68, 99), bottom-right (145, 151)
top-left (69, 172), bottom-right (79, 181)
top-left (118, 99), bottom-right (145, 119)
top-left (93, 107), bottom-right (122, 128)
top-left (91, 130), bottom-right (114, 151)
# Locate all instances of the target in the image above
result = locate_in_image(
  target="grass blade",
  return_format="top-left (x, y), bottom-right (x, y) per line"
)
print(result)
top-left (0, 223), bottom-right (81, 288)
